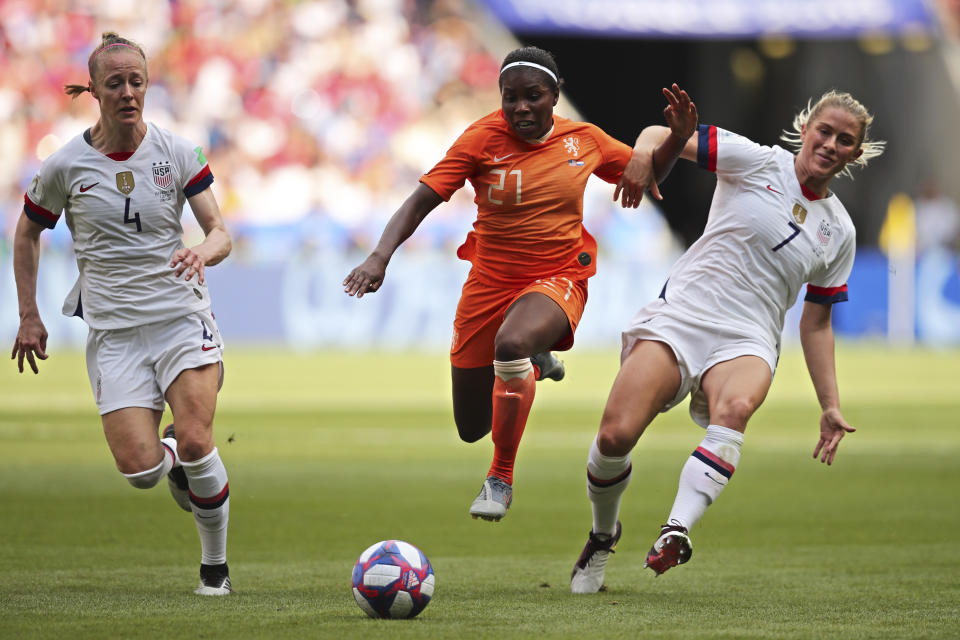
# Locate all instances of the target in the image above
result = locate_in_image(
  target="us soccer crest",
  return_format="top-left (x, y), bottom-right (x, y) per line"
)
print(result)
top-left (817, 220), bottom-right (832, 245)
top-left (116, 171), bottom-right (135, 194)
top-left (152, 161), bottom-right (172, 189)
top-left (792, 203), bottom-right (807, 225)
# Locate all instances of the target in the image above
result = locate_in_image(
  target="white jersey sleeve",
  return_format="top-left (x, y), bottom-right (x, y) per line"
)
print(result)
top-left (170, 135), bottom-right (214, 198)
top-left (696, 125), bottom-right (774, 179)
top-left (24, 154), bottom-right (69, 229)
top-left (805, 226), bottom-right (856, 304)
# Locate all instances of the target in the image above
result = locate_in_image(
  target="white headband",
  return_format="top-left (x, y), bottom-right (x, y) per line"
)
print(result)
top-left (499, 61), bottom-right (558, 84)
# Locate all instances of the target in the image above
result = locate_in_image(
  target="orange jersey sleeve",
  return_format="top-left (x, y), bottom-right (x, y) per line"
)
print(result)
top-left (421, 112), bottom-right (633, 286)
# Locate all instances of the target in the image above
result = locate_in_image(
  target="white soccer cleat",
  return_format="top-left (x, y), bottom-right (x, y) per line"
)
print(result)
top-left (195, 563), bottom-right (231, 596)
top-left (570, 521), bottom-right (622, 594)
top-left (469, 476), bottom-right (513, 522)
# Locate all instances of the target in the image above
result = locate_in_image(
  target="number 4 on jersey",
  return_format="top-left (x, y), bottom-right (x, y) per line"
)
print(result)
top-left (123, 197), bottom-right (142, 232)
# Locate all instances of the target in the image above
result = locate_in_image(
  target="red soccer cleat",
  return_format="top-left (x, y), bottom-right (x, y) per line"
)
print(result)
top-left (644, 523), bottom-right (693, 576)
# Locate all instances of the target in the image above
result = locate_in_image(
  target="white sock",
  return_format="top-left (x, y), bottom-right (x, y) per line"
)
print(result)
top-left (666, 424), bottom-right (743, 531)
top-left (122, 452), bottom-right (173, 489)
top-left (160, 436), bottom-right (181, 468)
top-left (493, 358), bottom-right (534, 381)
top-left (586, 438), bottom-right (632, 536)
top-left (181, 447), bottom-right (229, 565)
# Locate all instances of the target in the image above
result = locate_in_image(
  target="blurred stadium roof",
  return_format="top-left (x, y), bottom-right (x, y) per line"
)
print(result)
top-left (481, 0), bottom-right (935, 38)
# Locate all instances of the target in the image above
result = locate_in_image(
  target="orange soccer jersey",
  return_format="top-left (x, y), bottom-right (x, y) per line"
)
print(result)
top-left (420, 110), bottom-right (633, 287)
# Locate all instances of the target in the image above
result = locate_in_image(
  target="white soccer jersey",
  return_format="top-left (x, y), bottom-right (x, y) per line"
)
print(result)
top-left (24, 123), bottom-right (215, 329)
top-left (656, 125), bottom-right (855, 355)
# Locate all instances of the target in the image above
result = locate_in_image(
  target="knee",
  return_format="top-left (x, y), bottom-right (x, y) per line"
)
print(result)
top-left (711, 397), bottom-right (757, 429)
top-left (596, 415), bottom-right (640, 458)
top-left (123, 458), bottom-right (166, 489)
top-left (175, 422), bottom-right (215, 462)
top-left (493, 333), bottom-right (532, 362)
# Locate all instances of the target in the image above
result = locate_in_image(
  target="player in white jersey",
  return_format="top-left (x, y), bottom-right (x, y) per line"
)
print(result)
top-left (570, 85), bottom-right (885, 593)
top-left (10, 32), bottom-right (234, 596)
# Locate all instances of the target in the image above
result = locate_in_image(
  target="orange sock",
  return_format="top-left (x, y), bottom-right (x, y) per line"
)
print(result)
top-left (487, 359), bottom-right (536, 485)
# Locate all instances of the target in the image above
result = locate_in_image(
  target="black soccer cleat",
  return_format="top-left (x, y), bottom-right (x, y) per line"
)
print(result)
top-left (162, 424), bottom-right (191, 512)
top-left (531, 351), bottom-right (565, 381)
top-left (195, 562), bottom-right (231, 596)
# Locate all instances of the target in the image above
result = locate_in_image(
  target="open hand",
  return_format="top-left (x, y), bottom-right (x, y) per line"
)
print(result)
top-left (813, 407), bottom-right (856, 465)
top-left (171, 247), bottom-right (207, 284)
top-left (614, 151), bottom-right (661, 208)
top-left (662, 83), bottom-right (698, 140)
top-left (11, 315), bottom-right (48, 374)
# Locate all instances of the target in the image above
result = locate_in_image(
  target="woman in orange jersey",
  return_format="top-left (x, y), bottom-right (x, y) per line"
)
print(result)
top-left (344, 46), bottom-right (655, 522)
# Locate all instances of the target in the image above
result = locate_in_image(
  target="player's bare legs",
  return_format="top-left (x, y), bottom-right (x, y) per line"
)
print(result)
top-left (166, 363), bottom-right (219, 462)
top-left (468, 292), bottom-right (569, 521)
top-left (102, 407), bottom-right (168, 483)
top-left (700, 356), bottom-right (772, 432)
top-left (166, 363), bottom-right (231, 595)
top-left (572, 340), bottom-right (681, 592)
top-left (646, 356), bottom-right (772, 576)
top-left (451, 365), bottom-right (494, 443)
top-left (595, 340), bottom-right (682, 457)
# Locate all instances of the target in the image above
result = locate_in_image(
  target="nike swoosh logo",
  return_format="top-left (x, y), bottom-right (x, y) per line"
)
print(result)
top-left (201, 345), bottom-right (219, 351)
top-left (79, 182), bottom-right (99, 193)
top-left (766, 184), bottom-right (783, 195)
top-left (493, 153), bottom-right (513, 162)
top-left (704, 472), bottom-right (725, 486)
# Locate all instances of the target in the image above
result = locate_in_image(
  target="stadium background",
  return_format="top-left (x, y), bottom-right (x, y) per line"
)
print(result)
top-left (2, 2), bottom-right (960, 638)
top-left (2, 0), bottom-right (960, 351)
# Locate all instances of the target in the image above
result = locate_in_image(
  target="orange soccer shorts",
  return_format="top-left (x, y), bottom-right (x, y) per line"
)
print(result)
top-left (449, 270), bottom-right (589, 369)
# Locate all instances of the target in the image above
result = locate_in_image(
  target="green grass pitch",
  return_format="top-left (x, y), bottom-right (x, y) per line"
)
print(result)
top-left (1, 346), bottom-right (958, 639)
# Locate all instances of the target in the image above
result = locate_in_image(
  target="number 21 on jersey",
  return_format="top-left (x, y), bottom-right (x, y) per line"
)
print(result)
top-left (488, 169), bottom-right (522, 205)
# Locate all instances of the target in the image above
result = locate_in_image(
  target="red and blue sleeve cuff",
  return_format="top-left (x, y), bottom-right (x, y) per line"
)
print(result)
top-left (184, 165), bottom-right (214, 198)
top-left (805, 284), bottom-right (848, 305)
top-left (23, 195), bottom-right (59, 229)
top-left (696, 124), bottom-right (717, 172)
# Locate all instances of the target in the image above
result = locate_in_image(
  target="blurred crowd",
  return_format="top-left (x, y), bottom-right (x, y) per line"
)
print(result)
top-left (0, 0), bottom-right (519, 258)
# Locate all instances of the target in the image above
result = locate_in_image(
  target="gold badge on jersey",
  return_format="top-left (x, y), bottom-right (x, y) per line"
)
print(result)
top-left (116, 171), bottom-right (135, 195)
top-left (792, 203), bottom-right (807, 225)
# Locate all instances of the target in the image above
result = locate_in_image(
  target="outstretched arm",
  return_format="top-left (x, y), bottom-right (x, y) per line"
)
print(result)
top-left (11, 213), bottom-right (48, 374)
top-left (615, 84), bottom-right (699, 208)
top-left (343, 183), bottom-right (444, 298)
top-left (799, 301), bottom-right (855, 465)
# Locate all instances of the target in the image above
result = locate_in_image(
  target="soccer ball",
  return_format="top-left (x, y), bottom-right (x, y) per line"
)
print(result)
top-left (351, 540), bottom-right (435, 619)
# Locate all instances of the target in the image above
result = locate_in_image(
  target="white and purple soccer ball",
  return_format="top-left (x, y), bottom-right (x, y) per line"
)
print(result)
top-left (351, 540), bottom-right (435, 619)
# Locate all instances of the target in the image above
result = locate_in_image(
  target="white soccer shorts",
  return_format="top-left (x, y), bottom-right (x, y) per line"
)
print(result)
top-left (85, 309), bottom-right (225, 415)
top-left (621, 299), bottom-right (776, 428)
